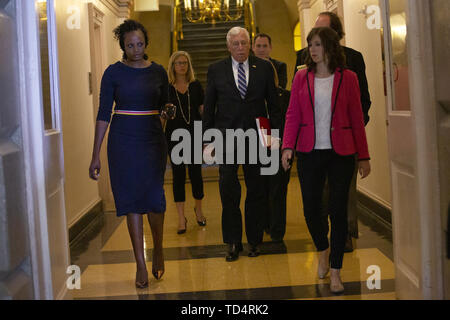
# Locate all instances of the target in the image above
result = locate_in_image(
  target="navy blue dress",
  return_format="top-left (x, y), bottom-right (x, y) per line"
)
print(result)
top-left (97, 61), bottom-right (168, 216)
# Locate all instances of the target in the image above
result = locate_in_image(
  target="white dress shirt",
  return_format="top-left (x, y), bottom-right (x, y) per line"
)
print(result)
top-left (314, 74), bottom-right (334, 150)
top-left (231, 57), bottom-right (249, 89)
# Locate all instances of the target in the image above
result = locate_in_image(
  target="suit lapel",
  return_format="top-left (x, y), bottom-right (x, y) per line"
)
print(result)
top-left (307, 70), bottom-right (315, 111)
top-left (225, 57), bottom-right (242, 98)
top-left (246, 56), bottom-right (257, 99)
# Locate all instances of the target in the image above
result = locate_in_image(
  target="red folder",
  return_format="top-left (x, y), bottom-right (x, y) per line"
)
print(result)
top-left (256, 117), bottom-right (271, 148)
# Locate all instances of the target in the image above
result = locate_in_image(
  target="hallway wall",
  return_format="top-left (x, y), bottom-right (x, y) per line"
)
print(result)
top-left (255, 0), bottom-right (298, 90)
top-left (130, 5), bottom-right (172, 71)
top-left (55, 0), bottom-right (123, 228)
top-left (342, 0), bottom-right (392, 208)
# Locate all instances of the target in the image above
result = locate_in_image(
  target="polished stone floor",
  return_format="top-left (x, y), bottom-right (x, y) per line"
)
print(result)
top-left (68, 172), bottom-right (396, 300)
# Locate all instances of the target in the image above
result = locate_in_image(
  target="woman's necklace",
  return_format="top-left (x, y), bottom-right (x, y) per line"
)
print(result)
top-left (174, 85), bottom-right (191, 125)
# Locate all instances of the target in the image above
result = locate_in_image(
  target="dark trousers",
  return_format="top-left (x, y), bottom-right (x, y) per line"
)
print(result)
top-left (263, 161), bottom-right (291, 241)
top-left (170, 158), bottom-right (204, 203)
top-left (297, 150), bottom-right (355, 269)
top-left (321, 159), bottom-right (359, 238)
top-left (219, 163), bottom-right (265, 246)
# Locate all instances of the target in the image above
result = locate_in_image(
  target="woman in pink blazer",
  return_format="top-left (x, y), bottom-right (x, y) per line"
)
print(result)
top-left (281, 27), bottom-right (371, 294)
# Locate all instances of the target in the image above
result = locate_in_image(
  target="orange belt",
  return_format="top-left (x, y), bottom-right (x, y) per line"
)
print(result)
top-left (113, 109), bottom-right (160, 116)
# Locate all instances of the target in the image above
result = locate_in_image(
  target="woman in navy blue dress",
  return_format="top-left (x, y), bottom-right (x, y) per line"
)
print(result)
top-left (89, 20), bottom-right (170, 288)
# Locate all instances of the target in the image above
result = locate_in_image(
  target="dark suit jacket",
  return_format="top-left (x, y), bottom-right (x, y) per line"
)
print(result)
top-left (269, 58), bottom-right (287, 90)
top-left (203, 55), bottom-right (281, 138)
top-left (294, 46), bottom-right (372, 125)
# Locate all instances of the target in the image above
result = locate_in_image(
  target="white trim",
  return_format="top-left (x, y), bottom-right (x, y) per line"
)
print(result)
top-left (46, 0), bottom-right (63, 134)
top-left (406, 0), bottom-right (443, 299)
top-left (16, 0), bottom-right (53, 300)
top-left (309, 0), bottom-right (319, 7)
top-left (67, 198), bottom-right (102, 228)
top-left (55, 280), bottom-right (68, 300)
top-left (357, 185), bottom-right (392, 211)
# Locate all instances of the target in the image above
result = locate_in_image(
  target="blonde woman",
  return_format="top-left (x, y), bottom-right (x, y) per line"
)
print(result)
top-left (166, 51), bottom-right (206, 234)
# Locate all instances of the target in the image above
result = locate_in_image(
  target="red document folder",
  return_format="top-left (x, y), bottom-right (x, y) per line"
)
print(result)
top-left (255, 117), bottom-right (271, 148)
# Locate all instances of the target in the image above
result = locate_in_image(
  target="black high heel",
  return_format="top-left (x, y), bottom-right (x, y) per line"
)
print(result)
top-left (152, 250), bottom-right (165, 280)
top-left (194, 207), bottom-right (206, 226)
top-left (177, 217), bottom-right (187, 234)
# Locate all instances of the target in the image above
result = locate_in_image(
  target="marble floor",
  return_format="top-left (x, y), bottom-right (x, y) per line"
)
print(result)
top-left (69, 172), bottom-right (396, 300)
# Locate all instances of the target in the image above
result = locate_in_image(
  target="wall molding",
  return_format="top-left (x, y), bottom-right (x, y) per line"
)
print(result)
top-left (357, 190), bottom-right (392, 232)
top-left (357, 185), bottom-right (392, 210)
top-left (68, 200), bottom-right (103, 246)
top-left (297, 0), bottom-right (311, 10)
top-left (99, 0), bottom-right (132, 18)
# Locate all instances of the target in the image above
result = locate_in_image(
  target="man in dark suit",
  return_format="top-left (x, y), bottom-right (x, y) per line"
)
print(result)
top-left (252, 33), bottom-right (290, 242)
top-left (293, 12), bottom-right (372, 251)
top-left (252, 33), bottom-right (287, 89)
top-left (203, 27), bottom-right (280, 261)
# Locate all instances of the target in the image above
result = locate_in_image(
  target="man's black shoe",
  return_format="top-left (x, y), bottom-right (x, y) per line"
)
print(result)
top-left (248, 244), bottom-right (260, 258)
top-left (226, 243), bottom-right (243, 262)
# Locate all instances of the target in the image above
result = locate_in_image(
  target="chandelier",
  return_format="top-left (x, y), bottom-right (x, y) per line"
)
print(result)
top-left (183, 0), bottom-right (247, 24)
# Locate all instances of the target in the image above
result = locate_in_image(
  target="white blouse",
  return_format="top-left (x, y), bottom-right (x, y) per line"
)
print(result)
top-left (314, 74), bottom-right (335, 149)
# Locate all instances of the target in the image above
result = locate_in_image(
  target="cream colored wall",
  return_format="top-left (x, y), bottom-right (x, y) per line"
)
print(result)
top-left (131, 5), bottom-right (172, 71)
top-left (342, 0), bottom-right (392, 207)
top-left (310, 0), bottom-right (326, 22)
top-left (55, 0), bottom-right (123, 227)
top-left (255, 0), bottom-right (298, 89)
top-left (299, 0), bottom-right (325, 48)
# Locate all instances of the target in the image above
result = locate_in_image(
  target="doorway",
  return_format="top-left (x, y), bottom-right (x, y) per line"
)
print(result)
top-left (88, 3), bottom-right (115, 212)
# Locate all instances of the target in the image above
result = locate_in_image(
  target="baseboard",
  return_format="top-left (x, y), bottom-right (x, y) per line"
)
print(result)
top-left (357, 190), bottom-right (392, 232)
top-left (68, 200), bottom-right (103, 247)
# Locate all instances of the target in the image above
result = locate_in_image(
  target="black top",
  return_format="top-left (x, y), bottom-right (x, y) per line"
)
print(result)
top-left (165, 80), bottom-right (204, 145)
top-left (294, 46), bottom-right (372, 125)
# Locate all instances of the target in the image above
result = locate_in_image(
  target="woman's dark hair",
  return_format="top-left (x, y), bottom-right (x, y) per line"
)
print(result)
top-left (318, 11), bottom-right (345, 40)
top-left (304, 27), bottom-right (346, 74)
top-left (113, 19), bottom-right (149, 60)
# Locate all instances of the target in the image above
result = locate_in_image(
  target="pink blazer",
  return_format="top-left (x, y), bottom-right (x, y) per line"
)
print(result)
top-left (282, 68), bottom-right (370, 160)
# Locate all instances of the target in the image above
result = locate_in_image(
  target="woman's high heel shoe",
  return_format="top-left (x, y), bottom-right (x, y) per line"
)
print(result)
top-left (135, 270), bottom-right (148, 289)
top-left (152, 270), bottom-right (164, 280)
top-left (177, 217), bottom-right (187, 234)
top-left (194, 207), bottom-right (206, 226)
top-left (152, 250), bottom-right (165, 280)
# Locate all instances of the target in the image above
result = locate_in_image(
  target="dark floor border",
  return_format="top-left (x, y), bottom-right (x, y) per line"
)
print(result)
top-left (357, 191), bottom-right (392, 233)
top-left (77, 279), bottom-right (395, 300)
top-left (69, 201), bottom-right (103, 247)
top-left (74, 232), bottom-right (392, 269)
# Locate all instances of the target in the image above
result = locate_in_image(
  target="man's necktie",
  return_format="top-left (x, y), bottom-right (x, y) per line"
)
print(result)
top-left (237, 62), bottom-right (247, 99)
